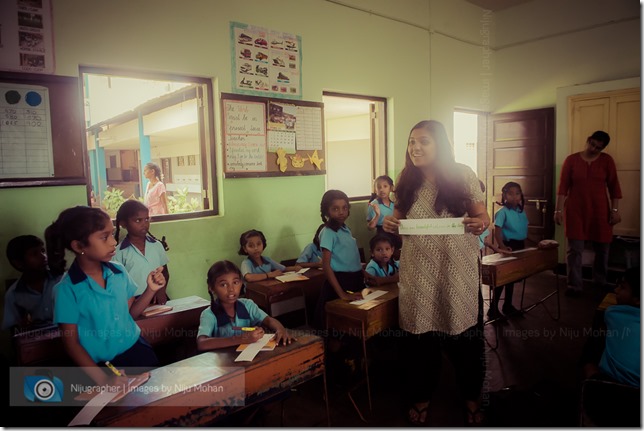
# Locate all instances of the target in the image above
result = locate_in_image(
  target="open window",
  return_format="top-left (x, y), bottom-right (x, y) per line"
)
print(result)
top-left (323, 93), bottom-right (387, 201)
top-left (80, 67), bottom-right (217, 220)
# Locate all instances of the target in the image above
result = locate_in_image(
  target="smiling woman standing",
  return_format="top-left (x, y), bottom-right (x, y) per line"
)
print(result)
top-left (383, 120), bottom-right (489, 426)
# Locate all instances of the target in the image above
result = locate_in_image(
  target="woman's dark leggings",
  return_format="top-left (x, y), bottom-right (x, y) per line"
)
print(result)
top-left (403, 289), bottom-right (485, 404)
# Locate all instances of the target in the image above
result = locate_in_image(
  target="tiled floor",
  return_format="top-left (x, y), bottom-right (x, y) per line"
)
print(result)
top-left (225, 270), bottom-right (615, 427)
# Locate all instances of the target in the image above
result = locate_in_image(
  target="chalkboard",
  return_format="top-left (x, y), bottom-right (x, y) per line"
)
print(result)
top-left (0, 71), bottom-right (85, 188)
top-left (221, 93), bottom-right (324, 178)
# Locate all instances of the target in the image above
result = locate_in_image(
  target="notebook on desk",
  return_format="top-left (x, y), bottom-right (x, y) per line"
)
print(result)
top-left (236, 339), bottom-right (277, 351)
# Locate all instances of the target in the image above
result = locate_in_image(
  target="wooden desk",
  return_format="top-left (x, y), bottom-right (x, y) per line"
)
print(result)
top-left (481, 247), bottom-right (561, 345)
top-left (136, 295), bottom-right (209, 345)
top-left (12, 295), bottom-right (209, 366)
top-left (91, 333), bottom-right (328, 427)
top-left (324, 284), bottom-right (399, 416)
top-left (246, 268), bottom-right (325, 322)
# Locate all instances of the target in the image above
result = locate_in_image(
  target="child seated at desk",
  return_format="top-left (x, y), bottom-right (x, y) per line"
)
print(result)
top-left (581, 266), bottom-right (640, 386)
top-left (49, 206), bottom-right (165, 385)
top-left (2, 235), bottom-right (61, 332)
top-left (196, 260), bottom-right (294, 350)
top-left (239, 229), bottom-right (301, 282)
top-left (363, 233), bottom-right (399, 286)
top-left (296, 223), bottom-right (324, 268)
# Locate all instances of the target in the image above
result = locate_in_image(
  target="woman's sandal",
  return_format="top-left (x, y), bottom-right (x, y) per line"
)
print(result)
top-left (464, 405), bottom-right (486, 426)
top-left (407, 402), bottom-right (429, 425)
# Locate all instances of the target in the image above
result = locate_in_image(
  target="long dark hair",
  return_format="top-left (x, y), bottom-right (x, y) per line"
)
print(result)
top-left (497, 181), bottom-right (525, 212)
top-left (45, 206), bottom-right (112, 274)
top-left (206, 260), bottom-right (243, 312)
top-left (395, 120), bottom-right (469, 217)
top-left (312, 223), bottom-right (325, 250)
top-left (320, 189), bottom-right (350, 231)
top-left (114, 199), bottom-right (169, 250)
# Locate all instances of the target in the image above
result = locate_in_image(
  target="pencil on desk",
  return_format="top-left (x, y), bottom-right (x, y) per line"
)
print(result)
top-left (232, 326), bottom-right (256, 331)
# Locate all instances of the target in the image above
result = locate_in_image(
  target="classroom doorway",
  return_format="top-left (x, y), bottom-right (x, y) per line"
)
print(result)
top-left (323, 93), bottom-right (387, 200)
top-left (487, 108), bottom-right (555, 243)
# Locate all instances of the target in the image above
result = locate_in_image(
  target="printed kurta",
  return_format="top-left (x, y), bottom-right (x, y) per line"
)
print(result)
top-left (398, 164), bottom-right (483, 335)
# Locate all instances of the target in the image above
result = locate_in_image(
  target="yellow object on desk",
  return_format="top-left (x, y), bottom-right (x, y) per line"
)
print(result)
top-left (105, 361), bottom-right (121, 376)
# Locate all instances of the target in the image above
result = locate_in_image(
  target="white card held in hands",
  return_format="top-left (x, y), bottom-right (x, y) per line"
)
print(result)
top-left (399, 218), bottom-right (465, 235)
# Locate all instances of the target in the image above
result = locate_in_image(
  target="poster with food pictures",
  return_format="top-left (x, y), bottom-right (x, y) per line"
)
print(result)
top-left (231, 22), bottom-right (302, 99)
top-left (0, 0), bottom-right (54, 74)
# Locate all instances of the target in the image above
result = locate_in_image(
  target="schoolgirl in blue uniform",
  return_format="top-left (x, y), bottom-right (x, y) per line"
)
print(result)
top-left (363, 233), bottom-right (399, 286)
top-left (49, 206), bottom-right (165, 386)
top-left (490, 182), bottom-right (529, 318)
top-left (196, 260), bottom-right (293, 350)
top-left (296, 223), bottom-right (324, 267)
top-left (314, 190), bottom-right (364, 329)
top-left (367, 175), bottom-right (402, 252)
top-left (113, 200), bottom-right (170, 302)
top-left (238, 229), bottom-right (300, 283)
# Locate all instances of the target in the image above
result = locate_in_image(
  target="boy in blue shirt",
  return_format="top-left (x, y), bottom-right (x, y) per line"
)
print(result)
top-left (3, 235), bottom-right (61, 331)
top-left (363, 234), bottom-right (399, 287)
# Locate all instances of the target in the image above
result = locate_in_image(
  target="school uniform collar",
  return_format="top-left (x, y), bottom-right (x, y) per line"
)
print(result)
top-left (15, 271), bottom-right (55, 293)
top-left (212, 299), bottom-right (251, 326)
top-left (119, 235), bottom-right (157, 250)
top-left (68, 260), bottom-right (122, 285)
top-left (376, 198), bottom-right (393, 208)
top-left (249, 256), bottom-right (270, 268)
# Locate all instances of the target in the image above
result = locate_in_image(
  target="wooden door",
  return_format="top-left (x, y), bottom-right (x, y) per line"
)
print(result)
top-left (569, 88), bottom-right (640, 237)
top-left (487, 108), bottom-right (555, 245)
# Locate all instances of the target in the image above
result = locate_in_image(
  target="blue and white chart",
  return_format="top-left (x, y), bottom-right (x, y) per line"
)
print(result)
top-left (0, 83), bottom-right (54, 178)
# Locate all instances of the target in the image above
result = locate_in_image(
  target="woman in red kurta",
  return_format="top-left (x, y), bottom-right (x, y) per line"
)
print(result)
top-left (554, 131), bottom-right (622, 296)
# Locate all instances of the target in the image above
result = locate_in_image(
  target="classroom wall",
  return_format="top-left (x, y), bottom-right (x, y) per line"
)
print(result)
top-left (0, 0), bottom-right (639, 324)
top-left (0, 0), bottom-right (433, 305)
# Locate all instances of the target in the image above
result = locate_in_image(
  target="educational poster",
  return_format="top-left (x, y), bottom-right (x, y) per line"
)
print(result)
top-left (0, 82), bottom-right (54, 178)
top-left (0, 0), bottom-right (55, 74)
top-left (231, 21), bottom-right (302, 99)
top-left (223, 100), bottom-right (267, 172)
top-left (222, 93), bottom-right (324, 178)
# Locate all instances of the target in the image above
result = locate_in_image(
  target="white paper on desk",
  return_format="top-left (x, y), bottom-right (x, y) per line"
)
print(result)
top-left (297, 267), bottom-right (309, 274)
top-left (234, 334), bottom-right (274, 362)
top-left (509, 247), bottom-right (538, 254)
top-left (399, 218), bottom-right (465, 235)
top-left (482, 253), bottom-right (518, 263)
top-left (276, 272), bottom-right (309, 282)
top-left (69, 389), bottom-right (119, 426)
top-left (350, 290), bottom-right (387, 305)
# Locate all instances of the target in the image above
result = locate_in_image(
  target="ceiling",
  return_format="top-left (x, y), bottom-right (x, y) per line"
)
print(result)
top-left (464, 0), bottom-right (534, 11)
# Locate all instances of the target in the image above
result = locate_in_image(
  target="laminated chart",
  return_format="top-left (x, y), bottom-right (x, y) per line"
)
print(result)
top-left (0, 83), bottom-right (53, 178)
